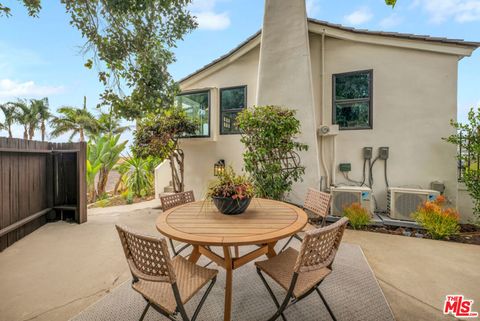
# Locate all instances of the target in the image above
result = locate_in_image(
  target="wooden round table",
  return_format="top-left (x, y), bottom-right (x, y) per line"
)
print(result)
top-left (156, 198), bottom-right (308, 321)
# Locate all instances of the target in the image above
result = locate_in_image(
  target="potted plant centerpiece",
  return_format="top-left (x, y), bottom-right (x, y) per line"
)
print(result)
top-left (207, 166), bottom-right (254, 215)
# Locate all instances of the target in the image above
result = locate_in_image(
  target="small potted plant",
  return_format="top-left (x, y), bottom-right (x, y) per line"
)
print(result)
top-left (207, 166), bottom-right (254, 215)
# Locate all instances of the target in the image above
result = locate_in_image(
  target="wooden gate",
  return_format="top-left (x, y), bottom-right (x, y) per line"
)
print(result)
top-left (0, 138), bottom-right (87, 251)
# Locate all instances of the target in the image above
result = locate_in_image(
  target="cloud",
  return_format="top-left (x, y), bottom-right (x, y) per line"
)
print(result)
top-left (344, 7), bottom-right (373, 25)
top-left (190, 0), bottom-right (231, 30)
top-left (379, 13), bottom-right (403, 28)
top-left (0, 79), bottom-right (64, 100)
top-left (306, 0), bottom-right (321, 17)
top-left (412, 0), bottom-right (480, 23)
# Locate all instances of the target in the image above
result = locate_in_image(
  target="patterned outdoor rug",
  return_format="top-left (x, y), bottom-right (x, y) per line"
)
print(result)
top-left (71, 243), bottom-right (394, 321)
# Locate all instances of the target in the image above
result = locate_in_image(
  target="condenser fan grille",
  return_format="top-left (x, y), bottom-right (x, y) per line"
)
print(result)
top-left (395, 193), bottom-right (426, 218)
top-left (333, 192), bottom-right (360, 215)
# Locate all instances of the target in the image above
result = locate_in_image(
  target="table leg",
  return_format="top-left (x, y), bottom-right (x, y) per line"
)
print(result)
top-left (266, 242), bottom-right (278, 258)
top-left (188, 245), bottom-right (201, 263)
top-left (223, 246), bottom-right (233, 321)
top-left (234, 246), bottom-right (239, 258)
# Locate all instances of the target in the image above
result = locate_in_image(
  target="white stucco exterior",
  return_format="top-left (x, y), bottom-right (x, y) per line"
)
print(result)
top-left (156, 1), bottom-right (478, 221)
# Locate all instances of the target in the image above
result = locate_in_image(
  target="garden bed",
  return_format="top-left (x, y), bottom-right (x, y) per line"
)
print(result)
top-left (355, 224), bottom-right (480, 245)
top-left (88, 195), bottom-right (155, 208)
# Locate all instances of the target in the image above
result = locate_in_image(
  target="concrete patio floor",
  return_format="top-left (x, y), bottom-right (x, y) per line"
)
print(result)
top-left (0, 201), bottom-right (479, 321)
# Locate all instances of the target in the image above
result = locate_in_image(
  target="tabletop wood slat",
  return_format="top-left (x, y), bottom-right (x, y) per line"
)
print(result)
top-left (156, 198), bottom-right (308, 246)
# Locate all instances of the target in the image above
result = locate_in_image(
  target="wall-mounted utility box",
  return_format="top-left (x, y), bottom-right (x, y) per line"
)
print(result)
top-left (363, 147), bottom-right (373, 160)
top-left (339, 163), bottom-right (351, 172)
top-left (379, 147), bottom-right (389, 160)
top-left (317, 124), bottom-right (339, 136)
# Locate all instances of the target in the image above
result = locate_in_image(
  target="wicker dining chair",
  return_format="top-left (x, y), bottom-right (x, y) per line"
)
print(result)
top-left (255, 217), bottom-right (348, 321)
top-left (160, 191), bottom-right (195, 256)
top-left (280, 188), bottom-right (332, 252)
top-left (116, 225), bottom-right (218, 321)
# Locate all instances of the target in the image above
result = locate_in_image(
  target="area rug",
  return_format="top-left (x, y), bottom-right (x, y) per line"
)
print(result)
top-left (70, 243), bottom-right (394, 321)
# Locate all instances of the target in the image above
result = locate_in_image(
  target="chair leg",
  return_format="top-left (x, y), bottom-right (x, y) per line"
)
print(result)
top-left (191, 277), bottom-right (217, 321)
top-left (256, 268), bottom-right (288, 321)
top-left (316, 288), bottom-right (337, 321)
top-left (139, 302), bottom-right (150, 321)
top-left (279, 235), bottom-right (294, 253)
top-left (169, 238), bottom-right (178, 256)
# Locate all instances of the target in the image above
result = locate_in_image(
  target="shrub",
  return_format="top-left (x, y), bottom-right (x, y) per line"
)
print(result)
top-left (343, 203), bottom-right (370, 230)
top-left (96, 198), bottom-right (110, 208)
top-left (413, 195), bottom-right (460, 240)
top-left (236, 105), bottom-right (308, 200)
top-left (125, 192), bottom-right (134, 205)
top-left (206, 166), bottom-right (254, 200)
top-left (444, 106), bottom-right (480, 225)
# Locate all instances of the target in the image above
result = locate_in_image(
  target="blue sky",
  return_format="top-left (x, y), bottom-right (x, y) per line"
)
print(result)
top-left (0, 0), bottom-right (479, 141)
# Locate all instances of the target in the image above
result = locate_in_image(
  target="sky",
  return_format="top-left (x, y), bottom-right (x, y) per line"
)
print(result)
top-left (0, 0), bottom-right (479, 142)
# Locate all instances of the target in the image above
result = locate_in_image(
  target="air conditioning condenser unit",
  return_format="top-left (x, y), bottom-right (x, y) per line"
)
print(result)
top-left (387, 187), bottom-right (440, 221)
top-left (330, 186), bottom-right (373, 217)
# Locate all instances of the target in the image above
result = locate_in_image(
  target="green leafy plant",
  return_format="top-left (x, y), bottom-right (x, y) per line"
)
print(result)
top-left (96, 198), bottom-right (110, 208)
top-left (444, 107), bottom-right (480, 225)
top-left (206, 166), bottom-right (254, 200)
top-left (413, 196), bottom-right (460, 240)
top-left (116, 154), bottom-right (161, 198)
top-left (236, 105), bottom-right (308, 200)
top-left (134, 107), bottom-right (197, 193)
top-left (125, 192), bottom-right (134, 205)
top-left (343, 203), bottom-right (371, 229)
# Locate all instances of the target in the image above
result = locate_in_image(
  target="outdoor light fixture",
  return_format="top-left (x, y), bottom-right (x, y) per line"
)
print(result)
top-left (214, 159), bottom-right (226, 176)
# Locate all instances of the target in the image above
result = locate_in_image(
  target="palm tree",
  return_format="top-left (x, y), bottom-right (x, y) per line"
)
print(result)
top-left (0, 102), bottom-right (16, 138)
top-left (98, 110), bottom-right (130, 136)
top-left (11, 99), bottom-right (31, 140)
top-left (50, 97), bottom-right (99, 142)
top-left (30, 98), bottom-right (51, 141)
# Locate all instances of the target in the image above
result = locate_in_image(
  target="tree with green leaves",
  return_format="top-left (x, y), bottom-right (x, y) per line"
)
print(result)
top-left (0, 102), bottom-right (16, 138)
top-left (50, 97), bottom-right (99, 142)
top-left (30, 97), bottom-right (51, 141)
top-left (98, 110), bottom-right (130, 136)
top-left (444, 107), bottom-right (480, 225)
top-left (237, 105), bottom-right (308, 200)
top-left (11, 99), bottom-right (32, 140)
top-left (134, 107), bottom-right (198, 193)
top-left (1, 1), bottom-right (197, 120)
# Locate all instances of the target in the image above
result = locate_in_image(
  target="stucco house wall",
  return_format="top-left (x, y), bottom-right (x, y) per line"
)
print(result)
top-left (155, 16), bottom-right (478, 221)
top-left (311, 35), bottom-right (459, 210)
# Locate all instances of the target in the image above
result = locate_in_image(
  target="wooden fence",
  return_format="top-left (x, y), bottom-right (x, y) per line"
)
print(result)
top-left (0, 138), bottom-right (86, 251)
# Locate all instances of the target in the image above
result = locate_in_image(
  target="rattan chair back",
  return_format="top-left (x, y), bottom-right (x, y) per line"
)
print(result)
top-left (160, 190), bottom-right (195, 211)
top-left (303, 188), bottom-right (331, 219)
top-left (294, 217), bottom-right (348, 273)
top-left (116, 225), bottom-right (176, 284)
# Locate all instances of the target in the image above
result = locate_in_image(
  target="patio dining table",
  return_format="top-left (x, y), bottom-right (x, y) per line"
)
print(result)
top-left (156, 198), bottom-right (308, 321)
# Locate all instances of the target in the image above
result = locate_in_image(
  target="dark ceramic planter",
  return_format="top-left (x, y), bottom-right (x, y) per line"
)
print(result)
top-left (212, 197), bottom-right (252, 215)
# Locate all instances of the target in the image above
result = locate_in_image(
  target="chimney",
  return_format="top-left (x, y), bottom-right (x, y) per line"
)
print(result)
top-left (256, 0), bottom-right (320, 202)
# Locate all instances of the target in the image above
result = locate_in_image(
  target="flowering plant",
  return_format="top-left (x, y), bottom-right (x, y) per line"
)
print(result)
top-left (413, 195), bottom-right (460, 240)
top-left (343, 203), bottom-right (371, 229)
top-left (206, 166), bottom-right (254, 200)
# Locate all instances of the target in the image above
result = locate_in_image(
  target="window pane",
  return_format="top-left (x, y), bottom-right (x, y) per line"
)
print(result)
top-left (175, 91), bottom-right (209, 137)
top-left (335, 72), bottom-right (370, 100)
top-left (335, 102), bottom-right (370, 129)
top-left (221, 87), bottom-right (246, 110)
top-left (222, 111), bottom-right (241, 134)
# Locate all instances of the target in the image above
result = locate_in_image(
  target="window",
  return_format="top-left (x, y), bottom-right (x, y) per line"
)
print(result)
top-left (220, 86), bottom-right (247, 134)
top-left (333, 70), bottom-right (372, 130)
top-left (175, 90), bottom-right (210, 137)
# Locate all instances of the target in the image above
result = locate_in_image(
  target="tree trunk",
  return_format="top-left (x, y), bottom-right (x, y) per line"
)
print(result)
top-left (113, 175), bottom-right (124, 195)
top-left (28, 126), bottom-right (34, 140)
top-left (23, 127), bottom-right (28, 140)
top-left (41, 121), bottom-right (45, 142)
top-left (169, 148), bottom-right (185, 193)
top-left (79, 128), bottom-right (85, 142)
top-left (97, 166), bottom-right (110, 196)
top-left (8, 126), bottom-right (12, 138)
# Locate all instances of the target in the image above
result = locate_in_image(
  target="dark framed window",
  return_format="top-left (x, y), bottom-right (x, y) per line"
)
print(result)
top-left (175, 90), bottom-right (210, 137)
top-left (220, 86), bottom-right (247, 135)
top-left (333, 70), bottom-right (373, 130)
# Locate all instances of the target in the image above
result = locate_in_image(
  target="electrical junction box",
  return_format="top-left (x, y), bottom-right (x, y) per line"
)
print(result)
top-left (363, 147), bottom-right (373, 160)
top-left (379, 147), bottom-right (389, 160)
top-left (339, 163), bottom-right (351, 172)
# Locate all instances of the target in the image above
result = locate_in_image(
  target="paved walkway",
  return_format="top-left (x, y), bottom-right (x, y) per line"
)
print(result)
top-left (0, 201), bottom-right (478, 321)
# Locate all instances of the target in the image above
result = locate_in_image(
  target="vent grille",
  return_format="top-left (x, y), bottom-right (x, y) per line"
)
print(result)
top-left (333, 191), bottom-right (360, 216)
top-left (394, 193), bottom-right (426, 219)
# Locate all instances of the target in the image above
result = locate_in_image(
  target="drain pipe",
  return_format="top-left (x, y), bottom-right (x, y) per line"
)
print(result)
top-left (320, 29), bottom-right (330, 189)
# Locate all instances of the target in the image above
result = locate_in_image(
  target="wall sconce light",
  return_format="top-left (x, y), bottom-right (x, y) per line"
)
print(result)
top-left (214, 159), bottom-right (225, 176)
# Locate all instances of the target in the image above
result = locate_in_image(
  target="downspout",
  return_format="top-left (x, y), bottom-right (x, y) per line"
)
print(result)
top-left (320, 29), bottom-right (330, 189)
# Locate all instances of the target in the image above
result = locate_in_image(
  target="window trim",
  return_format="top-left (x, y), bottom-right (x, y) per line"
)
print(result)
top-left (219, 85), bottom-right (247, 135)
top-left (177, 89), bottom-right (211, 138)
top-left (332, 69), bottom-right (373, 130)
